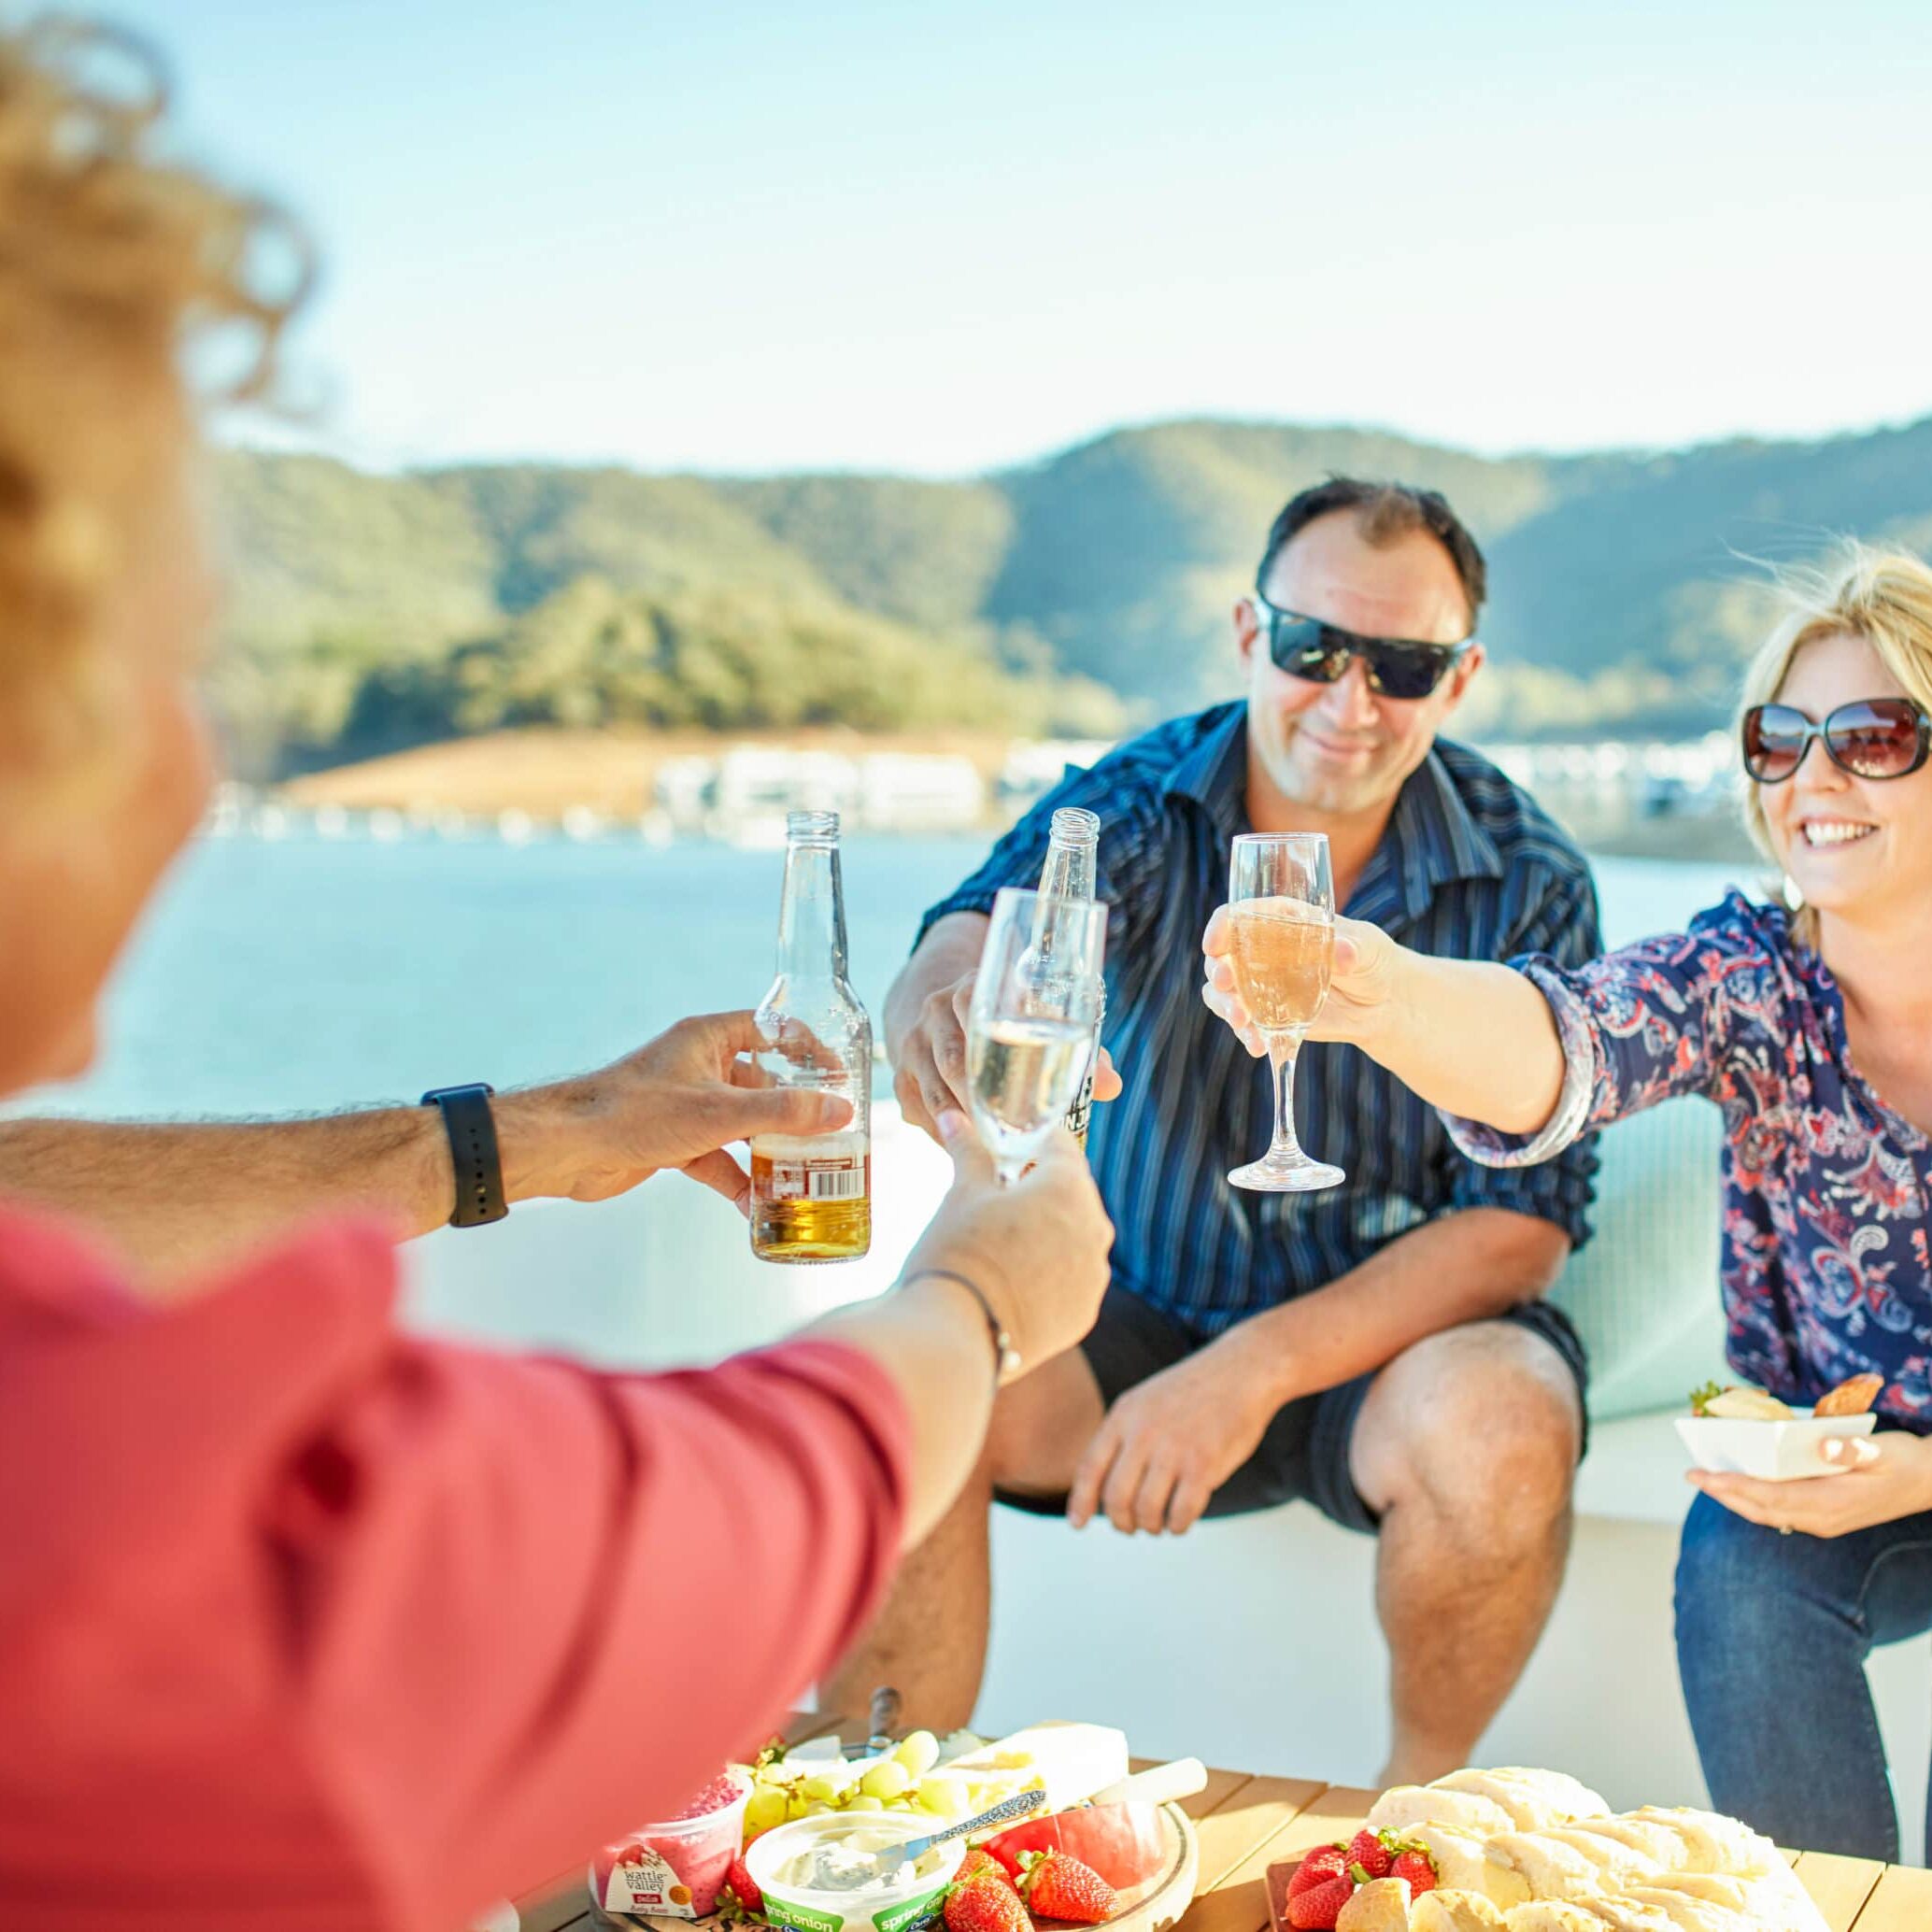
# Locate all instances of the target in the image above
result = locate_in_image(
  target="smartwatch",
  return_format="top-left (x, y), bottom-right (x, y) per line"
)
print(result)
top-left (420, 1084), bottom-right (508, 1228)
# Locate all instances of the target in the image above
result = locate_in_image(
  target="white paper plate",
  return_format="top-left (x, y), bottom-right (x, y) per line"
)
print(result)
top-left (1675, 1412), bottom-right (1876, 1481)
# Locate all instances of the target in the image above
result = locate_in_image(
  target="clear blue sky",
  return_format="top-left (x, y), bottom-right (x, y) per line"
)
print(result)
top-left (117, 0), bottom-right (1932, 476)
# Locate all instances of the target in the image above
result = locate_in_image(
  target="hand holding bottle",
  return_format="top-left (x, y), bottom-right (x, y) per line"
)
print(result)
top-left (492, 1012), bottom-right (852, 1212)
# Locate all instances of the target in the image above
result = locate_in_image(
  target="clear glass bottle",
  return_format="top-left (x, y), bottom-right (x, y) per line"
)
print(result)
top-left (750, 811), bottom-right (873, 1262)
top-left (1035, 806), bottom-right (1107, 1148)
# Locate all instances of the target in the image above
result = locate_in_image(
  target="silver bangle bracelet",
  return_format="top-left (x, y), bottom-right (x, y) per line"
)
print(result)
top-left (902, 1267), bottom-right (1022, 1383)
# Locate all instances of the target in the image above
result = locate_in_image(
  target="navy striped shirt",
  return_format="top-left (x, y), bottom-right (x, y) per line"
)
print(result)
top-left (920, 701), bottom-right (1604, 1338)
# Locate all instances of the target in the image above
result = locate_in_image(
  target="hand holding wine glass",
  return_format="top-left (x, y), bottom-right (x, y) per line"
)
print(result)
top-left (1218, 833), bottom-right (1344, 1192)
top-left (966, 887), bottom-right (1108, 1186)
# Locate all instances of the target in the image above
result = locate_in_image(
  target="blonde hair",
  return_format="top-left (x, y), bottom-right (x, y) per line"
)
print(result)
top-left (0, 18), bottom-right (308, 782)
top-left (1739, 542), bottom-right (1932, 945)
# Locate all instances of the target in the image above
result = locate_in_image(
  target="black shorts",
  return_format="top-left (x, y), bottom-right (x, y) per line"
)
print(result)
top-left (996, 1286), bottom-right (1590, 1535)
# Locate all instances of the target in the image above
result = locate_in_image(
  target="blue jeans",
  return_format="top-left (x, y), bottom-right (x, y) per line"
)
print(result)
top-left (1675, 1489), bottom-right (1932, 1861)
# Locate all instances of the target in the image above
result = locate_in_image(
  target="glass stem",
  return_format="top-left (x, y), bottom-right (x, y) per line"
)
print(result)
top-left (1268, 1031), bottom-right (1305, 1161)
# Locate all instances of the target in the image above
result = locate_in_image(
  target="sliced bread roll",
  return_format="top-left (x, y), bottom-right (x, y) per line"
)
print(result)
top-left (1334, 1876), bottom-right (1411, 1932)
top-left (1367, 1784), bottom-right (1521, 1839)
top-left (1625, 1809), bottom-right (1779, 1879)
top-left (1570, 1899), bottom-right (1694, 1932)
top-left (1438, 1769), bottom-right (1608, 1825)
top-left (1641, 1868), bottom-right (1829, 1932)
top-left (1428, 1773), bottom-right (1563, 1831)
top-left (1560, 1818), bottom-right (1691, 1871)
top-left (1539, 1826), bottom-right (1666, 1890)
top-left (1502, 1906), bottom-right (1619, 1932)
top-left (1609, 1889), bottom-right (1752, 1932)
top-left (1411, 1892), bottom-right (1509, 1932)
top-left (1400, 1824), bottom-right (1495, 1894)
top-left (1485, 1831), bottom-right (1622, 1904)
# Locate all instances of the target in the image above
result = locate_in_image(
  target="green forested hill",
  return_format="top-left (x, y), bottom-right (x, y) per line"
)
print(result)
top-left (207, 412), bottom-right (1932, 777)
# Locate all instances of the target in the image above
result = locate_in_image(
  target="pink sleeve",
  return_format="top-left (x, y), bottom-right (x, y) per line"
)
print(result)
top-left (287, 1329), bottom-right (914, 1922)
top-left (0, 1207), bottom-right (913, 1929)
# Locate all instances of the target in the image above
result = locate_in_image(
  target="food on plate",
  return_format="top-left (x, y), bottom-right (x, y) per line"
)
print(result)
top-left (985, 1800), bottom-right (1167, 1890)
top-left (744, 1723), bottom-right (1069, 1841)
top-left (1336, 1877), bottom-right (1413, 1932)
top-left (1307, 1769), bottom-right (1827, 1932)
top-left (1813, 1372), bottom-right (1884, 1417)
top-left (721, 1856), bottom-right (763, 1917)
top-left (957, 1849), bottom-right (1016, 1889)
top-left (1688, 1371), bottom-right (1886, 1423)
top-left (1409, 1894), bottom-right (1505, 1932)
top-left (1396, 1825), bottom-right (1490, 1893)
top-left (1289, 1867), bottom-right (1365, 1931)
top-left (945, 1867), bottom-right (1033, 1932)
top-left (1366, 1769), bottom-right (1606, 1842)
top-left (1015, 1848), bottom-right (1117, 1925)
top-left (1688, 1382), bottom-right (1794, 1421)
top-left (767, 1824), bottom-right (948, 1893)
top-left (943, 1722), bottom-right (1130, 1812)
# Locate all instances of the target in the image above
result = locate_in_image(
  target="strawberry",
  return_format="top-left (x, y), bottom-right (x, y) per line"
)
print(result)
top-left (1286, 1873), bottom-right (1357, 1931)
top-left (959, 1849), bottom-right (1015, 1889)
top-left (1345, 1831), bottom-right (1393, 1881)
top-left (1389, 1848), bottom-right (1438, 1897)
top-left (1016, 1850), bottom-right (1116, 1925)
top-left (722, 1856), bottom-right (763, 1916)
top-left (945, 1872), bottom-right (1031, 1932)
top-left (1288, 1847), bottom-right (1351, 1897)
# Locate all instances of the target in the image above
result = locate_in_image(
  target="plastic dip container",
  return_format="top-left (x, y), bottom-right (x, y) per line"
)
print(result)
top-left (592, 1769), bottom-right (752, 1919)
top-left (746, 1813), bottom-right (965, 1932)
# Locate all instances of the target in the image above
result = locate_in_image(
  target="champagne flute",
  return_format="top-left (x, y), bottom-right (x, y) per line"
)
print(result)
top-left (1225, 832), bottom-right (1344, 1192)
top-left (967, 887), bottom-right (1108, 1185)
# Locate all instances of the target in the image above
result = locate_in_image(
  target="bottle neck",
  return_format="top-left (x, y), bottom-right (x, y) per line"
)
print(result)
top-left (776, 839), bottom-right (850, 983)
top-left (1039, 833), bottom-right (1097, 902)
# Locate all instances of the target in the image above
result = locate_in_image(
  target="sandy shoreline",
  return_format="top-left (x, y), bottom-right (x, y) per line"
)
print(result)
top-left (279, 727), bottom-right (1027, 820)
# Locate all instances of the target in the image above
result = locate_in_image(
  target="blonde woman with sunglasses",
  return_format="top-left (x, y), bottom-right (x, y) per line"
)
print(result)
top-left (1205, 543), bottom-right (1932, 1862)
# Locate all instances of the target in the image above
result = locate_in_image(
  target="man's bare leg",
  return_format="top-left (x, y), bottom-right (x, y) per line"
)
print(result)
top-left (1349, 1321), bottom-right (1583, 1787)
top-left (823, 1346), bottom-right (1107, 1731)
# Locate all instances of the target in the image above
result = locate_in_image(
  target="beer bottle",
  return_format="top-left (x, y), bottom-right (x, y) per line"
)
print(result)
top-left (750, 811), bottom-right (873, 1262)
top-left (1036, 806), bottom-right (1107, 1147)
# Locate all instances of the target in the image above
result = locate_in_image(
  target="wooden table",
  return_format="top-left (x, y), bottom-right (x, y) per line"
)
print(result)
top-left (508, 1746), bottom-right (1932, 1932)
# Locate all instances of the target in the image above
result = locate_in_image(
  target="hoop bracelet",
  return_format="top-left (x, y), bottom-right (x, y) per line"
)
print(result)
top-left (902, 1268), bottom-right (1021, 1384)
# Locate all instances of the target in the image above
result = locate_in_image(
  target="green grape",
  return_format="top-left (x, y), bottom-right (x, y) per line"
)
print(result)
top-left (787, 1795), bottom-right (814, 1821)
top-left (745, 1788), bottom-right (789, 1835)
top-left (892, 1730), bottom-right (941, 1777)
top-left (860, 1761), bottom-right (914, 1802)
top-left (802, 1775), bottom-right (844, 1803)
top-left (845, 1794), bottom-right (887, 1812)
top-left (916, 1775), bottom-right (970, 1818)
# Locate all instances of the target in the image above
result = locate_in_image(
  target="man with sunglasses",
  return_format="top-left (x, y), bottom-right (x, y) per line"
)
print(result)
top-left (829, 478), bottom-right (1602, 1784)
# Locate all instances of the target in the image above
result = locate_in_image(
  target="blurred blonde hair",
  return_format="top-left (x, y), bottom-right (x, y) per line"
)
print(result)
top-left (0, 17), bottom-right (307, 786)
top-left (1739, 542), bottom-right (1932, 945)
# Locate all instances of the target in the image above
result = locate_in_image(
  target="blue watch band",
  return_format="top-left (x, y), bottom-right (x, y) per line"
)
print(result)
top-left (420, 1084), bottom-right (508, 1228)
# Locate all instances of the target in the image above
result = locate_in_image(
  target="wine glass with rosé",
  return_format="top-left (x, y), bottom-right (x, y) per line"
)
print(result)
top-left (1224, 832), bottom-right (1344, 1192)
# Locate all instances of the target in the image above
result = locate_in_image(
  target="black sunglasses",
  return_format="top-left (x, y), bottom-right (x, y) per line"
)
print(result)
top-left (1741, 697), bottom-right (1932, 785)
top-left (1252, 588), bottom-right (1473, 701)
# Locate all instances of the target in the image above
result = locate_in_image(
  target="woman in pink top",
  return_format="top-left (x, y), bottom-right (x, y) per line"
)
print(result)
top-left (0, 24), bottom-right (1112, 1931)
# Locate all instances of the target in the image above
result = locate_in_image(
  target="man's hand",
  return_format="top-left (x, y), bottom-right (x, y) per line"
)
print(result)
top-left (892, 966), bottom-right (1121, 1143)
top-left (1200, 908), bottom-right (1405, 1056)
top-left (498, 1011), bottom-right (852, 1215)
top-left (1066, 1342), bottom-right (1280, 1536)
top-left (1691, 1431), bottom-right (1932, 1539)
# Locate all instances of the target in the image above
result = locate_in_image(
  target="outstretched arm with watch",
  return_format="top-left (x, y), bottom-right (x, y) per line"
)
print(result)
top-left (0, 1012), bottom-right (850, 1289)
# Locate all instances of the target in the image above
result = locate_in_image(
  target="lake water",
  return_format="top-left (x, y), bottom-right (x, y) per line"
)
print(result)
top-left (32, 831), bottom-right (1755, 1120)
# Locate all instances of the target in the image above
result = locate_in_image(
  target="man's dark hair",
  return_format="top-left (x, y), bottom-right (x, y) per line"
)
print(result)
top-left (1257, 477), bottom-right (1487, 623)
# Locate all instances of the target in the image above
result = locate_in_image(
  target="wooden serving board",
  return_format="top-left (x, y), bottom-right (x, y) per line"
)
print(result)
top-left (1101, 1803), bottom-right (1200, 1932)
top-left (590, 1805), bottom-right (1200, 1932)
